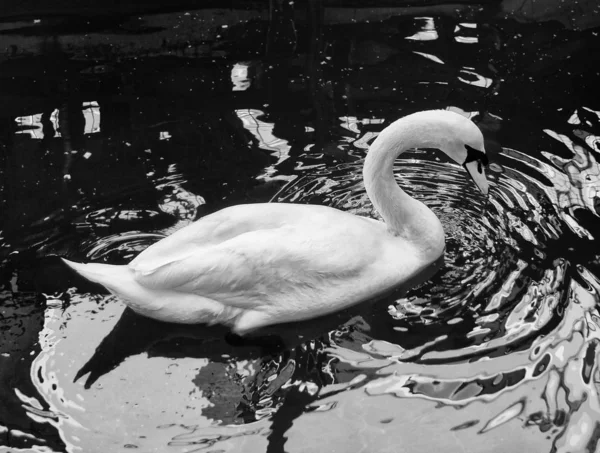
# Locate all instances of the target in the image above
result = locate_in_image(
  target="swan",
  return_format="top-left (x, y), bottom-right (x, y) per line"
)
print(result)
top-left (63, 110), bottom-right (489, 335)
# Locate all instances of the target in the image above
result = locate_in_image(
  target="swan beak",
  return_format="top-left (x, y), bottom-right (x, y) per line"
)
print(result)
top-left (464, 160), bottom-right (489, 196)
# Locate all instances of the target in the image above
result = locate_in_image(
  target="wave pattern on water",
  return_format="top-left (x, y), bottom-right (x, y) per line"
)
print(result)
top-left (4, 107), bottom-right (599, 452)
top-left (271, 115), bottom-right (600, 451)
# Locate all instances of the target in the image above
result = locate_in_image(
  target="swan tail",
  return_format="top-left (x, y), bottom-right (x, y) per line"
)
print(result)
top-left (62, 258), bottom-right (228, 323)
top-left (62, 258), bottom-right (162, 316)
top-left (62, 258), bottom-right (129, 288)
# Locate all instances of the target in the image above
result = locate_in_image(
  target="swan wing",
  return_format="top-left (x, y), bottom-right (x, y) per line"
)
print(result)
top-left (130, 222), bottom-right (380, 308)
top-left (129, 203), bottom-right (289, 275)
top-left (131, 239), bottom-right (257, 297)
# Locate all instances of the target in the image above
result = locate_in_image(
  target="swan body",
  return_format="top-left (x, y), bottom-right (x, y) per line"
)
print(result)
top-left (63, 110), bottom-right (489, 334)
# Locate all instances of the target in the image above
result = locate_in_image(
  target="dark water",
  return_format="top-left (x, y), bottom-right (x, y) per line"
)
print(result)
top-left (1, 6), bottom-right (600, 453)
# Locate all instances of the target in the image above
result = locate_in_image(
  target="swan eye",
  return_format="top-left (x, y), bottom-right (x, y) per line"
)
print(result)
top-left (464, 144), bottom-right (488, 167)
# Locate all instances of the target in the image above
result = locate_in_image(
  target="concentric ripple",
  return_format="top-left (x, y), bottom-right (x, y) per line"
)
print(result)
top-left (271, 124), bottom-right (600, 450)
top-left (274, 144), bottom-right (589, 359)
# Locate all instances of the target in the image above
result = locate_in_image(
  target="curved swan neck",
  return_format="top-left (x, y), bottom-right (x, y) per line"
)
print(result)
top-left (363, 114), bottom-right (450, 241)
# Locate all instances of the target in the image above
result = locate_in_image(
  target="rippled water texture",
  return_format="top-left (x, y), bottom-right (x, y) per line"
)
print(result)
top-left (276, 131), bottom-right (600, 451)
top-left (2, 7), bottom-right (600, 453)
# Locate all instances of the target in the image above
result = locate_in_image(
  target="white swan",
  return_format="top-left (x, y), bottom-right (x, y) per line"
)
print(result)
top-left (63, 110), bottom-right (488, 335)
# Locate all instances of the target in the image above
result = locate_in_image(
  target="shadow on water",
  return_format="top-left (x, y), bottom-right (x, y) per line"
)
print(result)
top-left (1, 1), bottom-right (600, 452)
top-left (64, 248), bottom-right (442, 405)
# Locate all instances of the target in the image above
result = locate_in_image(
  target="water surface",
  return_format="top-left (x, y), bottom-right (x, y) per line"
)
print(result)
top-left (1, 8), bottom-right (600, 453)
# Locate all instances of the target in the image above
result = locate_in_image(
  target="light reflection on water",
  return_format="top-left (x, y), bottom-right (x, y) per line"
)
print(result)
top-left (270, 110), bottom-right (600, 452)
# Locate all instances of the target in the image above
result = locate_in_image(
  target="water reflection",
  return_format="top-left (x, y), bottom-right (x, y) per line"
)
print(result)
top-left (27, 287), bottom-right (354, 450)
top-left (406, 17), bottom-right (439, 41)
top-left (271, 103), bottom-right (600, 451)
top-left (323, 265), bottom-right (600, 452)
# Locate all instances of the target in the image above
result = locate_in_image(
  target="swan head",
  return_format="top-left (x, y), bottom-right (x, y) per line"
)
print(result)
top-left (365, 110), bottom-right (490, 195)
top-left (437, 112), bottom-right (489, 195)
top-left (462, 144), bottom-right (489, 195)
